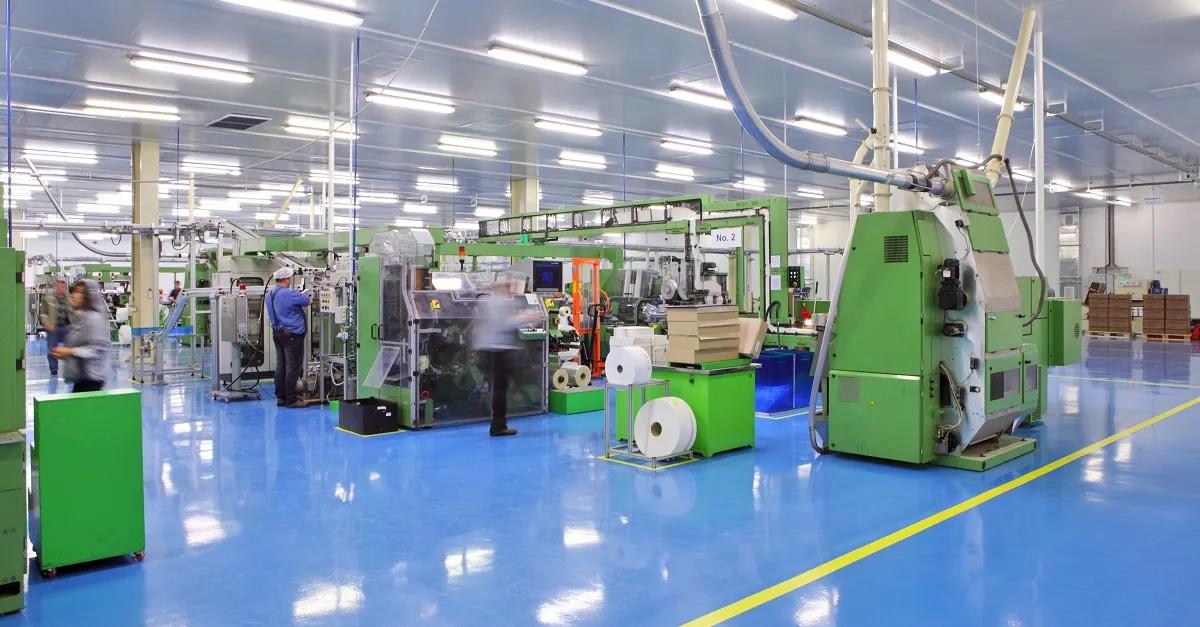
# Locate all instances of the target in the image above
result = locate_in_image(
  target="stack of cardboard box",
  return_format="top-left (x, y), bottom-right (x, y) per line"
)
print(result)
top-left (666, 305), bottom-right (740, 365)
top-left (1087, 293), bottom-right (1132, 335)
top-left (1144, 294), bottom-right (1192, 338)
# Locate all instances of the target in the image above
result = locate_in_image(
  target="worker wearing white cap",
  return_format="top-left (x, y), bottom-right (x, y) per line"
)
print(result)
top-left (266, 267), bottom-right (311, 408)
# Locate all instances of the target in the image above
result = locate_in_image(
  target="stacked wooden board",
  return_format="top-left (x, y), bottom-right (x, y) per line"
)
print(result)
top-left (1144, 294), bottom-right (1192, 340)
top-left (1086, 293), bottom-right (1132, 336)
top-left (666, 305), bottom-right (740, 364)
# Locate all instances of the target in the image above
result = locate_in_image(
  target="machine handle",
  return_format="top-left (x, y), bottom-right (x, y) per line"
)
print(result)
top-left (370, 323), bottom-right (380, 340)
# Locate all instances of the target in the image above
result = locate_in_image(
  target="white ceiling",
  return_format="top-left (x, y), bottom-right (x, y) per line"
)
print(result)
top-left (4, 0), bottom-right (1200, 229)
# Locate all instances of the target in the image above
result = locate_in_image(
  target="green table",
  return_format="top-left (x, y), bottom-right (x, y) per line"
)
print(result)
top-left (33, 389), bottom-right (145, 576)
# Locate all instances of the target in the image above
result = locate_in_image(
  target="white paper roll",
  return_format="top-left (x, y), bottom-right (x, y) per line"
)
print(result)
top-left (633, 397), bottom-right (696, 459)
top-left (115, 307), bottom-right (130, 323)
top-left (562, 363), bottom-right (592, 388)
top-left (551, 368), bottom-right (571, 391)
top-left (606, 346), bottom-right (652, 385)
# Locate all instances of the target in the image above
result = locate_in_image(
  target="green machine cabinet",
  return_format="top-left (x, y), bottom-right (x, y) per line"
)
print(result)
top-left (33, 389), bottom-right (145, 576)
top-left (1046, 298), bottom-right (1083, 366)
top-left (0, 249), bottom-right (26, 433)
top-left (615, 362), bottom-right (756, 457)
top-left (0, 433), bottom-right (26, 614)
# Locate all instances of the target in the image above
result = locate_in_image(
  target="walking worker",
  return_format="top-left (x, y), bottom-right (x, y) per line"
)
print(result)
top-left (39, 278), bottom-right (71, 377)
top-left (266, 267), bottom-right (310, 408)
top-left (50, 279), bottom-right (110, 393)
top-left (473, 281), bottom-right (543, 437)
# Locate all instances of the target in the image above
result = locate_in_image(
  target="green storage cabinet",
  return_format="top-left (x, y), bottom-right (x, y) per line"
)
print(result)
top-left (615, 364), bottom-right (756, 457)
top-left (33, 389), bottom-right (145, 575)
top-left (0, 434), bottom-right (25, 615)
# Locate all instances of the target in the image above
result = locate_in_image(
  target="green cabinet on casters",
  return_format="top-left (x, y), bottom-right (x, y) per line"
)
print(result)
top-left (32, 389), bottom-right (145, 577)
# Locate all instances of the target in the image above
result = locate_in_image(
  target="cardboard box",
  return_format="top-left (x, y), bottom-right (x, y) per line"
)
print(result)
top-left (1106, 304), bottom-right (1131, 318)
top-left (666, 305), bottom-right (738, 323)
top-left (1143, 320), bottom-right (1167, 334)
top-left (669, 334), bottom-right (740, 352)
top-left (738, 317), bottom-right (768, 358)
top-left (667, 345), bottom-right (740, 365)
top-left (1144, 294), bottom-right (1167, 304)
top-left (668, 320), bottom-right (740, 337)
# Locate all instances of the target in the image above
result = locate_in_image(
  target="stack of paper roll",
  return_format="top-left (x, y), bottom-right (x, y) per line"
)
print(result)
top-left (633, 397), bottom-right (697, 459)
top-left (561, 362), bottom-right (592, 387)
top-left (610, 326), bottom-right (668, 365)
top-left (605, 346), bottom-right (652, 385)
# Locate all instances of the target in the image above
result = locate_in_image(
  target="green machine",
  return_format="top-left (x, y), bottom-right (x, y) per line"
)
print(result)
top-left (0, 184), bottom-right (27, 613)
top-left (32, 389), bottom-right (145, 577)
top-left (821, 170), bottom-right (1082, 470)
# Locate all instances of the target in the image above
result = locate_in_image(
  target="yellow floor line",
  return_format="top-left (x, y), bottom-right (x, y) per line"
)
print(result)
top-left (1050, 374), bottom-right (1200, 390)
top-left (595, 455), bottom-right (699, 472)
top-left (682, 395), bottom-right (1200, 627)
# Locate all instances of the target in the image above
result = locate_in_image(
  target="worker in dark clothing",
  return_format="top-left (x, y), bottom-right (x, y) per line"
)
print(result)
top-left (167, 281), bottom-right (183, 304)
top-left (473, 281), bottom-right (542, 437)
top-left (38, 278), bottom-right (71, 377)
top-left (265, 268), bottom-right (311, 408)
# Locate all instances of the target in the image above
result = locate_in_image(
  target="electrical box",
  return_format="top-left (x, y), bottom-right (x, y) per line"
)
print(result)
top-left (1047, 298), bottom-right (1083, 367)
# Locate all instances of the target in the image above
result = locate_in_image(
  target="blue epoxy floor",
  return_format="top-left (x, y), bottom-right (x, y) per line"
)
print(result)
top-left (5, 337), bottom-right (1200, 625)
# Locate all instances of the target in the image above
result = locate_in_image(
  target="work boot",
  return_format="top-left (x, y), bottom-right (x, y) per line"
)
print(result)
top-left (490, 427), bottom-right (518, 437)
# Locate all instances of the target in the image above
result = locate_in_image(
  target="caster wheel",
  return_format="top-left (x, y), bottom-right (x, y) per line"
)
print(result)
top-left (42, 568), bottom-right (57, 579)
top-left (133, 551), bottom-right (145, 562)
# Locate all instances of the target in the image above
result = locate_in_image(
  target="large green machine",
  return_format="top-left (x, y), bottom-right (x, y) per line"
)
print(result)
top-left (0, 185), bottom-right (26, 613)
top-left (822, 170), bottom-right (1081, 470)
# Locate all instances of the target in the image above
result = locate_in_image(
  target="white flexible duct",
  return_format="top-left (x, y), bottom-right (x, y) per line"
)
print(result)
top-left (984, 10), bottom-right (1037, 186)
top-left (693, 0), bottom-right (946, 196)
top-left (21, 155), bottom-right (127, 258)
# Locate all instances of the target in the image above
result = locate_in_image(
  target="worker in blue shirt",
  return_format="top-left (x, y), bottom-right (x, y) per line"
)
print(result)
top-left (266, 267), bottom-right (311, 408)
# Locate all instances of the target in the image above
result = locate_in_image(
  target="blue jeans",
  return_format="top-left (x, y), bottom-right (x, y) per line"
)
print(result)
top-left (46, 325), bottom-right (69, 374)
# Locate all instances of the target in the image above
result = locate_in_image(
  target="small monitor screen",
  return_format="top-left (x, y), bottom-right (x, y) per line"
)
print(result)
top-left (532, 260), bottom-right (563, 292)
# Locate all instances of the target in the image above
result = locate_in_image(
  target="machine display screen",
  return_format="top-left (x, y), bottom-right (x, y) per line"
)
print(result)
top-left (532, 260), bottom-right (563, 292)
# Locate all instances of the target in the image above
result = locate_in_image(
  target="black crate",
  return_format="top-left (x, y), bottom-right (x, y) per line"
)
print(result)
top-left (339, 398), bottom-right (399, 435)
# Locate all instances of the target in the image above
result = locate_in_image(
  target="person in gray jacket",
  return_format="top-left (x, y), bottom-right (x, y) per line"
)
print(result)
top-left (50, 280), bottom-right (110, 393)
top-left (473, 282), bottom-right (543, 437)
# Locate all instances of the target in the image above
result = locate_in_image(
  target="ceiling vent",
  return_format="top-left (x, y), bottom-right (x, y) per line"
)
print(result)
top-left (208, 114), bottom-right (270, 131)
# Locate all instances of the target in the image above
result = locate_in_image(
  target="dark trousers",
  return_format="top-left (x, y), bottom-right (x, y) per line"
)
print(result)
top-left (489, 350), bottom-right (514, 433)
top-left (273, 332), bottom-right (306, 405)
top-left (46, 325), bottom-right (69, 374)
top-left (72, 379), bottom-right (104, 393)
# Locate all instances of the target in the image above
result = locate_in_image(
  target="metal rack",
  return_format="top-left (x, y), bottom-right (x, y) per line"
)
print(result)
top-left (603, 379), bottom-right (693, 468)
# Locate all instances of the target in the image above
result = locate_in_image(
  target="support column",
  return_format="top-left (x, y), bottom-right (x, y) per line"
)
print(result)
top-left (870, 0), bottom-right (893, 212)
top-left (510, 177), bottom-right (539, 215)
top-left (1033, 12), bottom-right (1046, 269)
top-left (131, 140), bottom-right (161, 338)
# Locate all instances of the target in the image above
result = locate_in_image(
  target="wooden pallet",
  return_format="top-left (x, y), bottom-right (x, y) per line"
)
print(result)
top-left (1144, 333), bottom-right (1193, 343)
top-left (1086, 331), bottom-right (1132, 338)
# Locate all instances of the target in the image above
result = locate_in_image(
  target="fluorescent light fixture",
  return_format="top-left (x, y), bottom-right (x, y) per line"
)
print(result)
top-left (732, 176), bottom-right (767, 192)
top-left (332, 215), bottom-right (359, 225)
top-left (558, 150), bottom-right (607, 170)
top-left (789, 116), bottom-right (848, 137)
top-left (891, 139), bottom-right (925, 155)
top-left (403, 203), bottom-right (438, 214)
top-left (229, 190), bottom-right (276, 202)
top-left (130, 51), bottom-right (254, 84)
top-left (1071, 190), bottom-right (1108, 201)
top-left (225, 194), bottom-right (272, 205)
top-left (872, 48), bottom-right (940, 77)
top-left (655, 163), bottom-right (695, 182)
top-left (475, 206), bottom-right (505, 218)
top-left (19, 231), bottom-right (47, 239)
top-left (259, 182), bottom-right (298, 193)
top-left (22, 143), bottom-right (98, 165)
top-left (454, 221), bottom-right (480, 231)
top-left (216, 0), bottom-right (363, 27)
top-left (1111, 196), bottom-right (1132, 207)
top-left (727, 0), bottom-right (800, 20)
top-left (366, 89), bottom-right (455, 114)
top-left (15, 166), bottom-right (67, 178)
top-left (198, 200), bottom-right (243, 212)
top-left (309, 168), bottom-right (359, 185)
top-left (254, 212), bottom-right (291, 221)
top-left (660, 138), bottom-right (713, 156)
top-left (286, 115), bottom-right (357, 140)
top-left (1010, 169), bottom-right (1034, 183)
top-left (173, 208), bottom-right (212, 218)
top-left (1046, 179), bottom-right (1071, 193)
top-left (76, 203), bottom-right (123, 215)
top-left (954, 153), bottom-right (981, 168)
top-left (797, 214), bottom-right (819, 225)
top-left (437, 134), bottom-right (498, 157)
top-left (581, 192), bottom-right (614, 206)
top-left (667, 85), bottom-right (732, 110)
top-left (357, 191), bottom-right (398, 204)
top-left (181, 161), bottom-right (241, 176)
top-left (414, 175), bottom-right (459, 193)
top-left (978, 88), bottom-right (1027, 112)
top-left (394, 219), bottom-right (424, 228)
top-left (487, 44), bottom-right (588, 76)
top-left (81, 97), bottom-right (181, 122)
top-left (535, 117), bottom-right (602, 137)
top-left (795, 186), bottom-right (825, 199)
